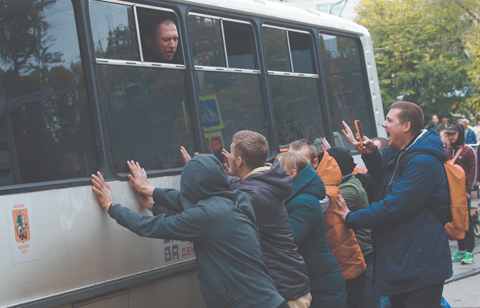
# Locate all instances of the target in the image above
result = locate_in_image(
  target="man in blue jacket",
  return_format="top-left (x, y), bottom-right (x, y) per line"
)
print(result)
top-left (91, 154), bottom-right (288, 308)
top-left (334, 101), bottom-right (452, 308)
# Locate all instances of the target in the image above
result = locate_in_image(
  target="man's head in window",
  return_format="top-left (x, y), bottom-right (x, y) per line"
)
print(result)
top-left (144, 18), bottom-right (179, 63)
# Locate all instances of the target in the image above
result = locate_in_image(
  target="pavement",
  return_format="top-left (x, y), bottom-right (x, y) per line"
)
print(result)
top-left (442, 196), bottom-right (480, 308)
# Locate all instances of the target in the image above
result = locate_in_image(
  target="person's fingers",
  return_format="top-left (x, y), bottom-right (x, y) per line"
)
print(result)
top-left (96, 171), bottom-right (106, 183)
top-left (194, 152), bottom-right (199, 156)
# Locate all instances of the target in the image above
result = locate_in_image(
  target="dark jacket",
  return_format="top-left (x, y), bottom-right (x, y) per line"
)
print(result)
top-left (108, 154), bottom-right (285, 308)
top-left (346, 129), bottom-right (452, 296)
top-left (285, 164), bottom-right (347, 308)
top-left (229, 159), bottom-right (310, 301)
top-left (465, 128), bottom-right (477, 145)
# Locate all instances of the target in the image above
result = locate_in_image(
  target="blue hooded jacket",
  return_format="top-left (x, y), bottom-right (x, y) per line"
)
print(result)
top-left (284, 164), bottom-right (347, 308)
top-left (346, 129), bottom-right (452, 296)
top-left (108, 154), bottom-right (285, 308)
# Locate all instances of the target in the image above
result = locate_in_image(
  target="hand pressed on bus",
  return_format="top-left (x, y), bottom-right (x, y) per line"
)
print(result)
top-left (341, 120), bottom-right (375, 154)
top-left (127, 160), bottom-right (155, 198)
top-left (91, 172), bottom-right (115, 211)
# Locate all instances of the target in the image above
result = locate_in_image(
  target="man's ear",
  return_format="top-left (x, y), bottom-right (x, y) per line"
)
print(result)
top-left (403, 122), bottom-right (412, 132)
top-left (312, 157), bottom-right (319, 169)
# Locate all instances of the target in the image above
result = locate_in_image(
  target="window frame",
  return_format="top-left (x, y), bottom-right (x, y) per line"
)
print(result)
top-left (262, 25), bottom-right (319, 78)
top-left (90, 0), bottom-right (186, 70)
top-left (188, 12), bottom-right (261, 75)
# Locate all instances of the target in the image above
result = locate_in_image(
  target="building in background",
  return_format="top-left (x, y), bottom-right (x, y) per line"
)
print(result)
top-left (269, 0), bottom-right (360, 21)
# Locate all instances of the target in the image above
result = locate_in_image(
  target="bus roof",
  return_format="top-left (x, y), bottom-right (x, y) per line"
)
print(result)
top-left (175, 0), bottom-right (370, 36)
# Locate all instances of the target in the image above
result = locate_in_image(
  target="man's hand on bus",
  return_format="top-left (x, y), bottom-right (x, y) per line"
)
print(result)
top-left (321, 138), bottom-right (331, 151)
top-left (127, 160), bottom-right (155, 197)
top-left (91, 171), bottom-right (115, 211)
top-left (180, 146), bottom-right (199, 165)
top-left (341, 121), bottom-right (375, 154)
top-left (332, 193), bottom-right (350, 222)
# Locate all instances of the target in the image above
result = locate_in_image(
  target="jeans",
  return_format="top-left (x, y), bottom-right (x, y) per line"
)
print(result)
top-left (458, 197), bottom-right (475, 253)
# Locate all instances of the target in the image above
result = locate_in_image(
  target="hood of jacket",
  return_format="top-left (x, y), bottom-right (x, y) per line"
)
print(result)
top-left (244, 159), bottom-right (293, 200)
top-left (316, 151), bottom-right (342, 186)
top-left (286, 164), bottom-right (325, 203)
top-left (403, 129), bottom-right (448, 162)
top-left (180, 154), bottom-right (256, 223)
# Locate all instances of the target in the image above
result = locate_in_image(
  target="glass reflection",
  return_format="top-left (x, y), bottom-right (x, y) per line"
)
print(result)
top-left (0, 0), bottom-right (98, 185)
top-left (270, 76), bottom-right (326, 150)
top-left (195, 71), bottom-right (269, 161)
top-left (98, 66), bottom-right (194, 172)
top-left (262, 27), bottom-right (291, 72)
top-left (188, 15), bottom-right (226, 67)
top-left (90, 1), bottom-right (140, 61)
top-left (319, 34), bottom-right (374, 148)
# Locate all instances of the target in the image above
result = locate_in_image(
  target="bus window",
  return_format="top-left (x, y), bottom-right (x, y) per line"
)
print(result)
top-left (319, 34), bottom-right (374, 150)
top-left (270, 76), bottom-right (326, 148)
top-left (98, 65), bottom-right (195, 173)
top-left (89, 1), bottom-right (140, 61)
top-left (262, 27), bottom-right (291, 72)
top-left (223, 21), bottom-right (256, 69)
top-left (137, 8), bottom-right (182, 64)
top-left (288, 31), bottom-right (316, 74)
top-left (188, 15), bottom-right (226, 67)
top-left (0, 0), bottom-right (98, 185)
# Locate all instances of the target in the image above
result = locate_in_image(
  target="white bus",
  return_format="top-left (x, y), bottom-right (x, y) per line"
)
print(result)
top-left (0, 0), bottom-right (385, 307)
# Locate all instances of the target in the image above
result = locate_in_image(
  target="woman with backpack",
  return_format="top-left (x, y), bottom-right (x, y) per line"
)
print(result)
top-left (445, 123), bottom-right (478, 264)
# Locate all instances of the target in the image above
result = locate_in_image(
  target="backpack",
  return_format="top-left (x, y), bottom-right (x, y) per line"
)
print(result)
top-left (398, 149), bottom-right (469, 240)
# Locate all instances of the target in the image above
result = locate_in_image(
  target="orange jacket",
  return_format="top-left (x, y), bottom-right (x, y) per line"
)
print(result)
top-left (316, 151), bottom-right (366, 280)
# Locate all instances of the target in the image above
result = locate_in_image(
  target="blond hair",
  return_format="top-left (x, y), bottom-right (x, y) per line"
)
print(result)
top-left (277, 152), bottom-right (309, 175)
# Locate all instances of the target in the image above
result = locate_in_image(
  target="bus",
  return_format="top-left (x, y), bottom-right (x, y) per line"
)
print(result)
top-left (0, 0), bottom-right (385, 307)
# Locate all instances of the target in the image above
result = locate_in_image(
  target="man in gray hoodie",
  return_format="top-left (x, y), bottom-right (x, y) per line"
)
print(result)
top-left (91, 154), bottom-right (288, 308)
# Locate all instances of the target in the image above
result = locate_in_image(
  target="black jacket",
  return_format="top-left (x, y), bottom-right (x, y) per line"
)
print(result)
top-left (229, 159), bottom-right (310, 301)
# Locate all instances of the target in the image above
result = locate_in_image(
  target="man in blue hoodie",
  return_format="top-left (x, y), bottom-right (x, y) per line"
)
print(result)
top-left (334, 102), bottom-right (452, 308)
top-left (91, 154), bottom-right (288, 308)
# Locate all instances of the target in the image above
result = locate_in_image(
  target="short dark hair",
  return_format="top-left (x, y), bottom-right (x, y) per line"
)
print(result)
top-left (390, 101), bottom-right (424, 135)
top-left (144, 18), bottom-right (175, 40)
top-left (289, 139), bottom-right (317, 165)
top-left (232, 130), bottom-right (269, 169)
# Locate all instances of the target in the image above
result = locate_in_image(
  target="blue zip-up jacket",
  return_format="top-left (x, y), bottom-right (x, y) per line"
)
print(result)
top-left (345, 129), bottom-right (452, 296)
top-left (285, 164), bottom-right (347, 308)
top-left (229, 159), bottom-right (311, 301)
top-left (108, 154), bottom-right (285, 308)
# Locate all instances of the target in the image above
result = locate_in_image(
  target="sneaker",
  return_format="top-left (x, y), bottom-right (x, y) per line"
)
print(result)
top-left (461, 252), bottom-right (474, 264)
top-left (452, 251), bottom-right (465, 262)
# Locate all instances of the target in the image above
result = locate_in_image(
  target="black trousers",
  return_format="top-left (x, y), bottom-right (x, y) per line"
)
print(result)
top-left (346, 271), bottom-right (366, 308)
top-left (390, 282), bottom-right (444, 308)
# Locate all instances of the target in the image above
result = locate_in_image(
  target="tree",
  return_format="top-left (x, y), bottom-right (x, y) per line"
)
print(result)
top-left (356, 0), bottom-right (477, 121)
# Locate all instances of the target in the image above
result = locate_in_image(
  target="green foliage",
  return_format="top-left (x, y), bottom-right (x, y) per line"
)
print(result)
top-left (356, 0), bottom-right (478, 122)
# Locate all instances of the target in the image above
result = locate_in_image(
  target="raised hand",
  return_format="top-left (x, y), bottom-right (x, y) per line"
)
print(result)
top-left (222, 149), bottom-right (233, 175)
top-left (180, 146), bottom-right (199, 165)
top-left (321, 138), bottom-right (331, 151)
top-left (341, 121), bottom-right (375, 154)
top-left (91, 171), bottom-right (114, 211)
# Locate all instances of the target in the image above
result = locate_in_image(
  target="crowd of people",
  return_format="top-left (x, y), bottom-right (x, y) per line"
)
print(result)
top-left (91, 102), bottom-right (479, 308)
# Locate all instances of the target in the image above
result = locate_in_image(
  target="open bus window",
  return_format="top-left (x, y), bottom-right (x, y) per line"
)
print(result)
top-left (137, 8), bottom-right (183, 64)
top-left (262, 27), bottom-right (291, 72)
top-left (319, 34), bottom-right (374, 149)
top-left (223, 21), bottom-right (257, 69)
top-left (288, 31), bottom-right (316, 74)
top-left (89, 1), bottom-right (140, 61)
top-left (189, 15), bottom-right (226, 67)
